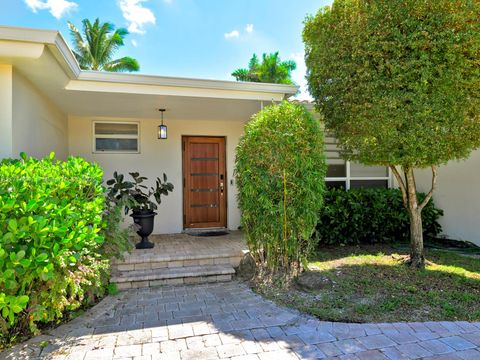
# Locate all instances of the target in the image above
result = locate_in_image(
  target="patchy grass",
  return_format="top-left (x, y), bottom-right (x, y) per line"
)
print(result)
top-left (253, 245), bottom-right (480, 323)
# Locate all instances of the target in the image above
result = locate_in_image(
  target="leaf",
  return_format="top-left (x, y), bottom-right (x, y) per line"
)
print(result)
top-left (19, 259), bottom-right (31, 268)
top-left (5, 279), bottom-right (18, 290)
top-left (36, 253), bottom-right (48, 263)
top-left (16, 250), bottom-right (25, 261)
top-left (3, 269), bottom-right (14, 279)
top-left (8, 219), bottom-right (17, 232)
top-left (53, 243), bottom-right (60, 255)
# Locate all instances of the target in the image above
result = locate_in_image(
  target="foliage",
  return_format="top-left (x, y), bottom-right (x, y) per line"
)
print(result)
top-left (68, 18), bottom-right (140, 72)
top-left (303, 0), bottom-right (480, 266)
top-left (106, 171), bottom-right (174, 214)
top-left (235, 101), bottom-right (327, 273)
top-left (232, 52), bottom-right (297, 84)
top-left (303, 0), bottom-right (480, 167)
top-left (100, 195), bottom-right (134, 260)
top-left (315, 188), bottom-right (443, 245)
top-left (0, 153), bottom-right (108, 337)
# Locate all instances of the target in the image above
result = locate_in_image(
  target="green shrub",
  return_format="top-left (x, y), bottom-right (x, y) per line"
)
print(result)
top-left (315, 188), bottom-right (443, 245)
top-left (235, 101), bottom-right (327, 273)
top-left (0, 153), bottom-right (107, 337)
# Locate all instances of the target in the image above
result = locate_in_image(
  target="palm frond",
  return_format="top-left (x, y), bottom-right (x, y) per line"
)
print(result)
top-left (103, 57), bottom-right (140, 72)
top-left (69, 18), bottom-right (140, 72)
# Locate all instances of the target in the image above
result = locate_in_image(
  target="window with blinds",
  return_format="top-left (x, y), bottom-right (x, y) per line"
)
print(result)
top-left (93, 121), bottom-right (140, 153)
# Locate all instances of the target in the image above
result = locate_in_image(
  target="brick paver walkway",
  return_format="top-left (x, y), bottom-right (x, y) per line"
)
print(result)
top-left (2, 282), bottom-right (479, 360)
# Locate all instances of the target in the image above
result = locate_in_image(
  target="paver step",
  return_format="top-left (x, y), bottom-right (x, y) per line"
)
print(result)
top-left (113, 254), bottom-right (243, 271)
top-left (113, 252), bottom-right (243, 264)
top-left (111, 264), bottom-right (236, 289)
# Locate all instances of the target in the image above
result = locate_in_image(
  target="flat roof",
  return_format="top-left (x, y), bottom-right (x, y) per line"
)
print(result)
top-left (0, 25), bottom-right (298, 97)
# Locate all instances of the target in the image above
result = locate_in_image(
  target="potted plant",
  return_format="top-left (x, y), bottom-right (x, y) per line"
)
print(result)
top-left (106, 172), bottom-right (174, 249)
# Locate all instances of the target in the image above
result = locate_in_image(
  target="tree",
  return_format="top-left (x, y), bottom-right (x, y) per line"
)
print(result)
top-left (303, 0), bottom-right (480, 267)
top-left (235, 101), bottom-right (326, 274)
top-left (232, 52), bottom-right (296, 84)
top-left (68, 18), bottom-right (140, 72)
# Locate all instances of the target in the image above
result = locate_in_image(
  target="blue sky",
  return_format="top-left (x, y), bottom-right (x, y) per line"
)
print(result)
top-left (2, 0), bottom-right (333, 99)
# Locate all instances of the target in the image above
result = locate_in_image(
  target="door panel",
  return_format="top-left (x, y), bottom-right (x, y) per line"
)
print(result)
top-left (183, 136), bottom-right (227, 228)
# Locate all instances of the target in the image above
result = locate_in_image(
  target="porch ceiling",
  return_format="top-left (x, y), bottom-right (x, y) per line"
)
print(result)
top-left (6, 48), bottom-right (271, 121)
top-left (58, 92), bottom-right (265, 121)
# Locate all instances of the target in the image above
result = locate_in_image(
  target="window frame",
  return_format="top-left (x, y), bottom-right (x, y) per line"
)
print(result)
top-left (324, 134), bottom-right (391, 189)
top-left (325, 162), bottom-right (392, 189)
top-left (92, 121), bottom-right (141, 154)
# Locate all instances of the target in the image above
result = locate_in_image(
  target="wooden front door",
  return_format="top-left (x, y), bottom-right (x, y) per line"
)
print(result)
top-left (182, 136), bottom-right (227, 228)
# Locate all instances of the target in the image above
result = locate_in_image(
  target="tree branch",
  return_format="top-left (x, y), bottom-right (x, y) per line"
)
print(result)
top-left (390, 165), bottom-right (408, 208)
top-left (418, 165), bottom-right (438, 211)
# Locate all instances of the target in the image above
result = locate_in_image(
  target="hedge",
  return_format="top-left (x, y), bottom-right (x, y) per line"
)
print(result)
top-left (235, 101), bottom-right (327, 273)
top-left (0, 153), bottom-right (107, 336)
top-left (315, 188), bottom-right (443, 245)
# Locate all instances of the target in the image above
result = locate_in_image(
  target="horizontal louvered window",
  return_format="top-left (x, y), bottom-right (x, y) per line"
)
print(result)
top-left (325, 136), bottom-right (390, 189)
top-left (93, 121), bottom-right (140, 153)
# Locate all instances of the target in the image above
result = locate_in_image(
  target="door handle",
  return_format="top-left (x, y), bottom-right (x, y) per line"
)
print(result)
top-left (220, 182), bottom-right (224, 195)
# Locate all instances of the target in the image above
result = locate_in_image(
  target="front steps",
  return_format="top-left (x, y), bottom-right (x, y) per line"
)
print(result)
top-left (111, 232), bottom-right (247, 290)
top-left (111, 264), bottom-right (235, 290)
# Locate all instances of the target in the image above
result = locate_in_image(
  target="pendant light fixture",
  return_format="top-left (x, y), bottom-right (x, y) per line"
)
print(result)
top-left (158, 108), bottom-right (167, 139)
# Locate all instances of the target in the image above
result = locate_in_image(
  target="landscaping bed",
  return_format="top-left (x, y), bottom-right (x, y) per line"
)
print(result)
top-left (253, 244), bottom-right (480, 323)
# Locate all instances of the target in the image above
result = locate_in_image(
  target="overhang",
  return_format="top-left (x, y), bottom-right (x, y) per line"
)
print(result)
top-left (0, 26), bottom-right (298, 120)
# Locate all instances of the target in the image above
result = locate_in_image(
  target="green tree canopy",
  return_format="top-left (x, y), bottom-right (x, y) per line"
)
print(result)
top-left (304, 0), bottom-right (480, 267)
top-left (235, 101), bottom-right (326, 274)
top-left (68, 18), bottom-right (140, 72)
top-left (232, 52), bottom-right (297, 84)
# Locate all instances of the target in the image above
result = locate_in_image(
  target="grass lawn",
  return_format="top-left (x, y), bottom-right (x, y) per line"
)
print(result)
top-left (254, 244), bottom-right (480, 323)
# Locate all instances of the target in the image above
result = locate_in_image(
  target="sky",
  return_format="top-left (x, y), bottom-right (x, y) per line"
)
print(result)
top-left (1, 0), bottom-right (333, 99)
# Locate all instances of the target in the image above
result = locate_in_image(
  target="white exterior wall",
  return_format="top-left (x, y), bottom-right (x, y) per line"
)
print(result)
top-left (0, 64), bottom-right (13, 159)
top-left (68, 116), bottom-right (245, 234)
top-left (415, 151), bottom-right (480, 246)
top-left (11, 69), bottom-right (68, 160)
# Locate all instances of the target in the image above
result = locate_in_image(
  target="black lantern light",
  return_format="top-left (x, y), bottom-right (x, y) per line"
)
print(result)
top-left (158, 108), bottom-right (167, 139)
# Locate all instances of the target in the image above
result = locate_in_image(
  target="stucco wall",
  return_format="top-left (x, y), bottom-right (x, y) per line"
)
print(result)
top-left (12, 69), bottom-right (68, 160)
top-left (68, 116), bottom-right (245, 234)
top-left (414, 150), bottom-right (480, 246)
top-left (0, 64), bottom-right (13, 159)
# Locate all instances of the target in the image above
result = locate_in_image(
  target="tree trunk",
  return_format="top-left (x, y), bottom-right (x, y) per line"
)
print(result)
top-left (390, 165), bottom-right (437, 269)
top-left (404, 167), bottom-right (425, 268)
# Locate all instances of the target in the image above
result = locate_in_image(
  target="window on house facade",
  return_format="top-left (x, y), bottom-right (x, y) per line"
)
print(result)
top-left (325, 135), bottom-right (390, 189)
top-left (93, 121), bottom-right (140, 153)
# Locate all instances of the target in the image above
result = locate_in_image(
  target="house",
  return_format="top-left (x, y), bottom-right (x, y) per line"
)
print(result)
top-left (1, 26), bottom-right (479, 247)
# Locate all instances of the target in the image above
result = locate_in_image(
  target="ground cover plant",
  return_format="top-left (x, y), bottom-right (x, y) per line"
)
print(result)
top-left (235, 101), bottom-right (327, 274)
top-left (0, 153), bottom-right (130, 346)
top-left (254, 244), bottom-right (480, 323)
top-left (304, 0), bottom-right (480, 267)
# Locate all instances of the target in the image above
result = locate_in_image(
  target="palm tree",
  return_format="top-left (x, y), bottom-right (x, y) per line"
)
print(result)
top-left (68, 18), bottom-right (140, 72)
top-left (232, 52), bottom-right (296, 84)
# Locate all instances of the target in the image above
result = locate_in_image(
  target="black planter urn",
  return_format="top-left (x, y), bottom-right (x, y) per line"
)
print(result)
top-left (131, 210), bottom-right (157, 249)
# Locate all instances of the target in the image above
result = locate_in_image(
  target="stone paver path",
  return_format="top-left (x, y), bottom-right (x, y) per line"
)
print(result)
top-left (2, 281), bottom-right (480, 360)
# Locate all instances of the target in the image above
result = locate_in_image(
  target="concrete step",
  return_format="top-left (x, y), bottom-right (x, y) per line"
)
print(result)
top-left (111, 264), bottom-right (236, 290)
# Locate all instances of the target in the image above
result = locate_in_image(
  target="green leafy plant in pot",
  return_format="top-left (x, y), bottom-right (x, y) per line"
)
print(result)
top-left (106, 171), bottom-right (174, 249)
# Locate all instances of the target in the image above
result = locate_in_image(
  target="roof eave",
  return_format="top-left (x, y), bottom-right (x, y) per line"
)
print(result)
top-left (0, 25), bottom-right (298, 97)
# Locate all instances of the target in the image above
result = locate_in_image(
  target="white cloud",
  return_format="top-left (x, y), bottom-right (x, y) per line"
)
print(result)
top-left (224, 30), bottom-right (240, 39)
top-left (119, 0), bottom-right (156, 34)
top-left (25, 0), bottom-right (78, 19)
top-left (131, 39), bottom-right (138, 47)
top-left (290, 52), bottom-right (313, 101)
top-left (245, 24), bottom-right (254, 33)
